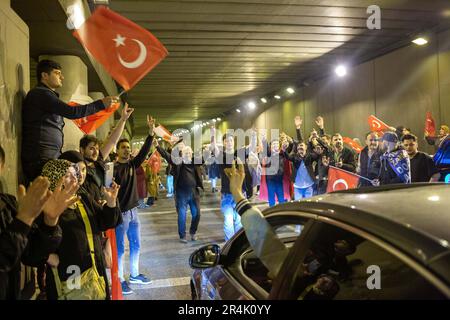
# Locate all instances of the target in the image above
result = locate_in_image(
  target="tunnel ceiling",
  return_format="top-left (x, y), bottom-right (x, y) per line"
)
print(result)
top-left (11, 0), bottom-right (450, 136)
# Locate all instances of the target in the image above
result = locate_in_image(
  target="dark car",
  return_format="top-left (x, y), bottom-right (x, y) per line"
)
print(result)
top-left (190, 184), bottom-right (450, 300)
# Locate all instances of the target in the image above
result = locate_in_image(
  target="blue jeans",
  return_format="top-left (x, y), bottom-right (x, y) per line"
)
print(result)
top-left (294, 185), bottom-right (314, 200)
top-left (116, 207), bottom-right (141, 281)
top-left (167, 175), bottom-right (174, 194)
top-left (221, 193), bottom-right (242, 241)
top-left (175, 188), bottom-right (201, 238)
top-left (266, 178), bottom-right (286, 207)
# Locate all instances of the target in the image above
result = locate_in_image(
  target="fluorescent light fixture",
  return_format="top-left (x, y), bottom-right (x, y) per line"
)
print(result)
top-left (247, 102), bottom-right (256, 110)
top-left (335, 65), bottom-right (347, 77)
top-left (274, 95), bottom-right (281, 100)
top-left (212, 119), bottom-right (216, 123)
top-left (286, 87), bottom-right (295, 94)
top-left (412, 37), bottom-right (428, 46)
top-left (206, 122), bottom-right (210, 125)
top-left (216, 117), bottom-right (221, 121)
top-left (236, 108), bottom-right (241, 113)
top-left (260, 98), bottom-right (267, 103)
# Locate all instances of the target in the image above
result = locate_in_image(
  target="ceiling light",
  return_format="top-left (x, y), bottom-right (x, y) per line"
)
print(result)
top-left (412, 37), bottom-right (428, 46)
top-left (247, 102), bottom-right (256, 110)
top-left (260, 98), bottom-right (267, 103)
top-left (236, 108), bottom-right (241, 113)
top-left (274, 95), bottom-right (281, 100)
top-left (216, 117), bottom-right (221, 121)
top-left (335, 65), bottom-right (347, 77)
top-left (212, 119), bottom-right (216, 122)
top-left (286, 87), bottom-right (295, 94)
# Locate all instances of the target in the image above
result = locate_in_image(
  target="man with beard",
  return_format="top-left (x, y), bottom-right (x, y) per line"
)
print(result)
top-left (321, 134), bottom-right (356, 190)
top-left (357, 132), bottom-right (382, 187)
top-left (374, 132), bottom-right (411, 185)
top-left (79, 103), bottom-right (134, 202)
top-left (401, 134), bottom-right (439, 183)
top-left (155, 142), bottom-right (204, 243)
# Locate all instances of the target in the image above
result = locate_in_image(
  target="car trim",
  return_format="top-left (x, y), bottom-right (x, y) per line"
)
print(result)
top-left (221, 267), bottom-right (256, 300)
top-left (317, 216), bottom-right (450, 298)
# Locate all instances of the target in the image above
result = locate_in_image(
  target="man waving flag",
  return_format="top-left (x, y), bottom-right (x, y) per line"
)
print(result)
top-left (73, 6), bottom-right (168, 90)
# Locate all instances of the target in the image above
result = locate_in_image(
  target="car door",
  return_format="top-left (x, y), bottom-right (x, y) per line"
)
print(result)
top-left (271, 218), bottom-right (449, 299)
top-left (200, 214), bottom-right (314, 300)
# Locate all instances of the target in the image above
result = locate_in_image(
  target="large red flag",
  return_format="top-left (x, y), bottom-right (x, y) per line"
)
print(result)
top-left (368, 115), bottom-right (390, 132)
top-left (148, 151), bottom-right (162, 174)
top-left (105, 229), bottom-right (123, 300)
top-left (343, 137), bottom-right (363, 153)
top-left (69, 101), bottom-right (120, 134)
top-left (425, 111), bottom-right (436, 137)
top-left (73, 6), bottom-right (168, 90)
top-left (326, 166), bottom-right (360, 193)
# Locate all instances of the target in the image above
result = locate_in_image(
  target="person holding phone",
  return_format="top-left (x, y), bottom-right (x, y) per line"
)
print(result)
top-left (79, 103), bottom-right (134, 203)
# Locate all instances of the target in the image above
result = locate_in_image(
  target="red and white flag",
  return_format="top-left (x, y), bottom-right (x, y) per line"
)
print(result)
top-left (69, 101), bottom-right (120, 134)
top-left (368, 115), bottom-right (390, 132)
top-left (424, 111), bottom-right (436, 137)
top-left (154, 125), bottom-right (177, 143)
top-left (343, 137), bottom-right (363, 153)
top-left (326, 166), bottom-right (360, 193)
top-left (73, 6), bottom-right (168, 90)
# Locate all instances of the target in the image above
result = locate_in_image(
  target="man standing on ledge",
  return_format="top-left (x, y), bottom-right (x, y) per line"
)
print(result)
top-left (21, 59), bottom-right (118, 184)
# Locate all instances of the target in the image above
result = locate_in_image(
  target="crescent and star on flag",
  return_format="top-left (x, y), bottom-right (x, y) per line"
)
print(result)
top-left (113, 34), bottom-right (148, 69)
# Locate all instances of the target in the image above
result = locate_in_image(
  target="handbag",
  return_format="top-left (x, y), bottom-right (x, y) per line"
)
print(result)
top-left (51, 201), bottom-right (107, 300)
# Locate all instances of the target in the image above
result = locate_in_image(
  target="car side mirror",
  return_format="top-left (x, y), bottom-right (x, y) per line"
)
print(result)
top-left (189, 244), bottom-right (221, 269)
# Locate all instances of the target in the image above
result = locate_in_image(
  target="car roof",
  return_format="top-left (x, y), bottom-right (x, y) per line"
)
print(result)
top-left (264, 183), bottom-right (450, 266)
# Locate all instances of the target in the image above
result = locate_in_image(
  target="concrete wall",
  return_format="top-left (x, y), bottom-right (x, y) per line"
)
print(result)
top-left (0, 0), bottom-right (29, 194)
top-left (247, 28), bottom-right (450, 155)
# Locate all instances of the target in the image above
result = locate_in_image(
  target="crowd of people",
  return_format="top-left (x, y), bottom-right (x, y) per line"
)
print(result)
top-left (1, 58), bottom-right (449, 300)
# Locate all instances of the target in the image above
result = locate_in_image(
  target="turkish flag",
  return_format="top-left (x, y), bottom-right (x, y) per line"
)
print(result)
top-left (154, 125), bottom-right (176, 143)
top-left (105, 229), bottom-right (123, 300)
top-left (343, 137), bottom-right (363, 153)
top-left (326, 166), bottom-right (360, 193)
top-left (368, 115), bottom-right (390, 132)
top-left (425, 111), bottom-right (436, 137)
top-left (73, 6), bottom-right (168, 90)
top-left (148, 151), bottom-right (162, 174)
top-left (69, 101), bottom-right (120, 134)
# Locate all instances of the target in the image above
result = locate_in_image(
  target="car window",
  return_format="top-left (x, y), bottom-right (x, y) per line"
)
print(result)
top-left (292, 222), bottom-right (446, 300)
top-left (236, 219), bottom-right (308, 296)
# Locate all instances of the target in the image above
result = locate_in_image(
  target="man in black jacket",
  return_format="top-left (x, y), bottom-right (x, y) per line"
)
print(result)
top-left (79, 103), bottom-right (134, 202)
top-left (358, 132), bottom-right (382, 187)
top-left (210, 127), bottom-right (257, 241)
top-left (155, 141), bottom-right (203, 243)
top-left (21, 59), bottom-right (119, 184)
top-left (322, 134), bottom-right (356, 178)
top-left (113, 115), bottom-right (155, 295)
top-left (0, 144), bottom-right (77, 299)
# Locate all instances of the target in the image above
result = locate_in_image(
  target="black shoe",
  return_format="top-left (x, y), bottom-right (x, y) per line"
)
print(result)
top-left (121, 281), bottom-right (133, 295)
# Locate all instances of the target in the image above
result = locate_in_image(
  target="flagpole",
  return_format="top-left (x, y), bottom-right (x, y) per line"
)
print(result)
top-left (329, 166), bottom-right (374, 183)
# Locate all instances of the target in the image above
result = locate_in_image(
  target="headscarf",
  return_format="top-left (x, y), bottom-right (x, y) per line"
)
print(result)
top-left (41, 159), bottom-right (72, 191)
